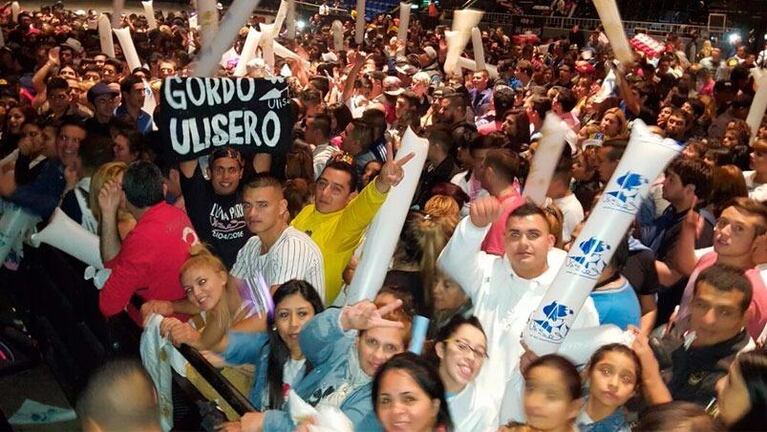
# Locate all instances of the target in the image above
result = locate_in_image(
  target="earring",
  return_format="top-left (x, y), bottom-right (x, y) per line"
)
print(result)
top-left (272, 325), bottom-right (277, 331)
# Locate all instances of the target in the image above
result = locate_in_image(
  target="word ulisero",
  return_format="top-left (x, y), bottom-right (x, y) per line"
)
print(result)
top-left (161, 77), bottom-right (291, 158)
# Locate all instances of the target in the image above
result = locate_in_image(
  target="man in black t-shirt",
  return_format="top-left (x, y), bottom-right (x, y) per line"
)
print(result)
top-left (179, 147), bottom-right (251, 268)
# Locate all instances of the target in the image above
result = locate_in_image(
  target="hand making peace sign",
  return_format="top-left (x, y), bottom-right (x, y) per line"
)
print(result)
top-left (374, 140), bottom-right (415, 193)
top-left (340, 299), bottom-right (405, 332)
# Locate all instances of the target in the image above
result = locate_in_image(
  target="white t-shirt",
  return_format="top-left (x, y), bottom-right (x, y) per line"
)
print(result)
top-left (283, 358), bottom-right (307, 388)
top-left (231, 226), bottom-right (326, 301)
top-left (447, 382), bottom-right (497, 432)
top-left (553, 193), bottom-right (584, 242)
top-left (744, 170), bottom-right (767, 203)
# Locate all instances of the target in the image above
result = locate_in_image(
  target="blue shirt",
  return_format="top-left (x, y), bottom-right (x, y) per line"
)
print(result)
top-left (115, 105), bottom-right (153, 135)
top-left (590, 278), bottom-right (641, 330)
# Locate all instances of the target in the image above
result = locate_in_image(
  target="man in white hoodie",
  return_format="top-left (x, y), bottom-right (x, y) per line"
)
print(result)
top-left (437, 196), bottom-right (601, 427)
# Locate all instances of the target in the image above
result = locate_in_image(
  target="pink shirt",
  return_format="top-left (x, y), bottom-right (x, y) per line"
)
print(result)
top-left (678, 251), bottom-right (767, 339)
top-left (480, 190), bottom-right (526, 256)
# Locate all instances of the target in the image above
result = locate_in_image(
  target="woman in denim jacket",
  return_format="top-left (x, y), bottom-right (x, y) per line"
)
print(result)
top-left (219, 298), bottom-right (411, 431)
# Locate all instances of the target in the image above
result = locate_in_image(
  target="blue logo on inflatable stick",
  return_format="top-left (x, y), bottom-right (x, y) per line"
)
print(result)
top-left (604, 171), bottom-right (648, 214)
top-left (567, 236), bottom-right (611, 279)
top-left (531, 301), bottom-right (574, 342)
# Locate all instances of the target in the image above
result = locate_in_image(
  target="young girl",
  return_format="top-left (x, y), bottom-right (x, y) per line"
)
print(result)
top-left (222, 280), bottom-right (325, 409)
top-left (433, 315), bottom-right (495, 431)
top-left (577, 344), bottom-right (642, 432)
top-left (500, 354), bottom-right (583, 432)
top-left (151, 245), bottom-right (266, 352)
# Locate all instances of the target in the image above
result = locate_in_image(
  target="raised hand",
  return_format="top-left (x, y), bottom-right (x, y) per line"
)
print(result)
top-left (469, 196), bottom-right (502, 228)
top-left (375, 140), bottom-right (415, 192)
top-left (97, 179), bottom-right (123, 217)
top-left (340, 299), bottom-right (404, 332)
top-left (48, 47), bottom-right (60, 65)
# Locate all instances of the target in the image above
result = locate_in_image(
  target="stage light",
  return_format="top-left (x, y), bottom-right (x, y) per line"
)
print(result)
top-left (297, 20), bottom-right (306, 30)
top-left (728, 32), bottom-right (741, 44)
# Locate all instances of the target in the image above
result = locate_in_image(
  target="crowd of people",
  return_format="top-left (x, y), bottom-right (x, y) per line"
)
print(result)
top-left (1, 1), bottom-right (767, 431)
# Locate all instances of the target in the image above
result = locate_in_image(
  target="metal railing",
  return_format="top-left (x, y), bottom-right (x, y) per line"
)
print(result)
top-left (443, 11), bottom-right (732, 40)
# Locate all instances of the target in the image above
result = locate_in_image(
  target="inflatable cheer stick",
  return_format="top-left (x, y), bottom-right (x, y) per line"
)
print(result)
top-left (523, 120), bottom-right (680, 355)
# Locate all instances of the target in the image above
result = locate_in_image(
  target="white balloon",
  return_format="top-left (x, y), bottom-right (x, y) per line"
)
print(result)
top-left (523, 120), bottom-right (681, 355)
top-left (233, 27), bottom-right (262, 77)
top-left (193, 0), bottom-right (261, 77)
top-left (471, 27), bottom-right (485, 71)
top-left (113, 27), bottom-right (142, 72)
top-left (346, 128), bottom-right (428, 303)
top-left (523, 114), bottom-right (570, 206)
top-left (747, 68), bottom-right (767, 140)
top-left (397, 3), bottom-right (411, 55)
top-left (142, 1), bottom-right (157, 30)
top-left (30, 208), bottom-right (103, 268)
top-left (98, 14), bottom-right (116, 58)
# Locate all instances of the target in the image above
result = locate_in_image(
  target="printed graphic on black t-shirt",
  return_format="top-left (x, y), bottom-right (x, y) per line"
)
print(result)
top-left (181, 166), bottom-right (250, 268)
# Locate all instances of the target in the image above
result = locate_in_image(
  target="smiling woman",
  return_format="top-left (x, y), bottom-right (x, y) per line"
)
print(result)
top-left (373, 352), bottom-right (453, 432)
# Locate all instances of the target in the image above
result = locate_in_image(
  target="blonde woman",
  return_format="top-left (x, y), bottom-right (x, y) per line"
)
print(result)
top-left (89, 162), bottom-right (136, 239)
top-left (600, 107), bottom-right (628, 140)
top-left (146, 245), bottom-right (267, 352)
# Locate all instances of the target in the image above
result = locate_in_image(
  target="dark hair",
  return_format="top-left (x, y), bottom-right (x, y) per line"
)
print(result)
top-left (528, 95), bottom-right (552, 119)
top-left (694, 263), bottom-right (753, 313)
top-left (119, 74), bottom-right (143, 94)
top-left (727, 197), bottom-right (767, 236)
top-left (210, 146), bottom-right (244, 168)
top-left (47, 77), bottom-right (69, 93)
top-left (601, 139), bottom-right (628, 162)
top-left (503, 109), bottom-right (531, 151)
top-left (635, 401), bottom-right (723, 432)
top-left (76, 359), bottom-right (160, 431)
top-left (555, 87), bottom-right (577, 112)
top-left (309, 113), bottom-right (332, 140)
top-left (243, 174), bottom-right (284, 197)
top-left (320, 160), bottom-right (359, 192)
top-left (524, 354), bottom-right (582, 400)
top-left (728, 351), bottom-right (767, 431)
top-left (469, 132), bottom-right (506, 156)
top-left (79, 135), bottom-right (115, 175)
top-left (508, 202), bottom-right (550, 231)
top-left (284, 178), bottom-right (313, 221)
top-left (123, 161), bottom-right (165, 208)
top-left (709, 165), bottom-right (748, 217)
top-left (434, 314), bottom-right (486, 349)
top-left (667, 156), bottom-right (712, 200)
top-left (587, 343), bottom-right (642, 390)
top-left (265, 280), bottom-right (325, 409)
top-left (373, 352), bottom-right (454, 431)
top-left (493, 85), bottom-right (516, 118)
top-left (427, 124), bottom-right (455, 154)
top-left (484, 148), bottom-right (520, 184)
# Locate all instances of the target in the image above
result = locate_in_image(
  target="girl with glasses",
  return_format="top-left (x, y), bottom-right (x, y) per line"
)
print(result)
top-left (430, 315), bottom-right (495, 431)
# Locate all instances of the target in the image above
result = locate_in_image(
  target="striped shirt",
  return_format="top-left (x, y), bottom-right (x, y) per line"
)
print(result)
top-left (231, 227), bottom-right (326, 302)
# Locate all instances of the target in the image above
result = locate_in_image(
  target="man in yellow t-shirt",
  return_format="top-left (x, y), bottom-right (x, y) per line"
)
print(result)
top-left (291, 151), bottom-right (413, 302)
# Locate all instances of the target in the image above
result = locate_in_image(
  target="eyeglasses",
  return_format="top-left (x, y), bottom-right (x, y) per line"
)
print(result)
top-left (446, 339), bottom-right (488, 359)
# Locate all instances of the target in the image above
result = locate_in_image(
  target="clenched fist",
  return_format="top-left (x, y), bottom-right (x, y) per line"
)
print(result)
top-left (469, 196), bottom-right (502, 228)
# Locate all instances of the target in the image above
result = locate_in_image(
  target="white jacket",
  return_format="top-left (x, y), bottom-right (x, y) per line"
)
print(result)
top-left (437, 217), bottom-right (601, 427)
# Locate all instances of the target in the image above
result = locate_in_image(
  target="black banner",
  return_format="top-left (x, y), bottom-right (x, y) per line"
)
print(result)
top-left (158, 77), bottom-right (294, 161)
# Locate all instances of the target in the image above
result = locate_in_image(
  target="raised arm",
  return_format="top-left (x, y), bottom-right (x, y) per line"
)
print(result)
top-left (98, 179), bottom-right (123, 263)
top-left (437, 196), bottom-right (500, 301)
